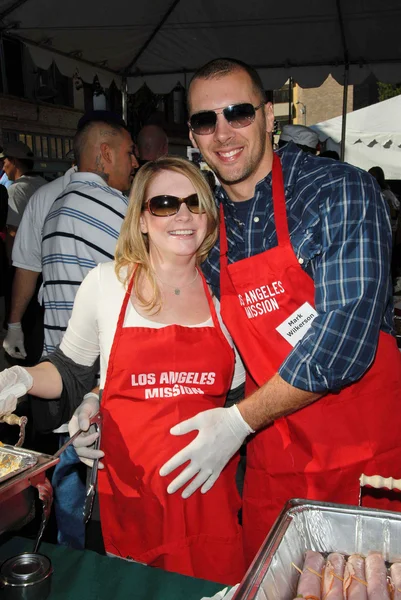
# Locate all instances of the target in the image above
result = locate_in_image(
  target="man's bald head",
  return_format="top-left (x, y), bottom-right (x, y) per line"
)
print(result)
top-left (73, 120), bottom-right (137, 192)
top-left (136, 125), bottom-right (168, 162)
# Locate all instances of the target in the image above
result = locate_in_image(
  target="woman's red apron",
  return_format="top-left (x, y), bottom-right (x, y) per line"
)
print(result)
top-left (98, 269), bottom-right (244, 585)
top-left (219, 154), bottom-right (401, 566)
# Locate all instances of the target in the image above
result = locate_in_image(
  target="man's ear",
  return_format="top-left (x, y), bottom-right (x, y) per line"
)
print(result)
top-left (189, 129), bottom-right (198, 149)
top-left (264, 102), bottom-right (274, 134)
top-left (139, 215), bottom-right (148, 234)
top-left (100, 142), bottom-right (113, 165)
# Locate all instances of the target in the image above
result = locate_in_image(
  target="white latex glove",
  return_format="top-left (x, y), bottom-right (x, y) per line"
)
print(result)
top-left (3, 323), bottom-right (27, 359)
top-left (200, 584), bottom-right (239, 600)
top-left (159, 405), bottom-right (253, 498)
top-left (0, 366), bottom-right (33, 417)
top-left (68, 392), bottom-right (104, 469)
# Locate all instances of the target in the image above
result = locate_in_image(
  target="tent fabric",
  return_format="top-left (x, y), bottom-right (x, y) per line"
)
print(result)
top-left (311, 96), bottom-right (401, 179)
top-left (0, 0), bottom-right (400, 93)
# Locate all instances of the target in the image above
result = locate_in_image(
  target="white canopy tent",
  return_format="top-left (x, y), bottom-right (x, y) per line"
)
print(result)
top-left (311, 95), bottom-right (401, 179)
top-left (1, 0), bottom-right (400, 156)
top-left (0, 0), bottom-right (400, 91)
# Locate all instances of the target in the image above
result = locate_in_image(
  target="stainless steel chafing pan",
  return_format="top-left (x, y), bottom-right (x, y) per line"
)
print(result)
top-left (233, 498), bottom-right (401, 600)
top-left (0, 447), bottom-right (58, 536)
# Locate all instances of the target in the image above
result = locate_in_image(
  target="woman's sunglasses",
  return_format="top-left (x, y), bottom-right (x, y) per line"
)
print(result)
top-left (189, 101), bottom-right (265, 135)
top-left (142, 194), bottom-right (205, 217)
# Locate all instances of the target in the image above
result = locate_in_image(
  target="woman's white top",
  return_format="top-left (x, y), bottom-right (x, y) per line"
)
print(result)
top-left (60, 262), bottom-right (245, 389)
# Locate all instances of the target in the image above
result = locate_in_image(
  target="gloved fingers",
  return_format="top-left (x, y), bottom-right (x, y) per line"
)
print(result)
top-left (76, 446), bottom-right (104, 461)
top-left (169, 414), bottom-right (201, 436)
top-left (3, 345), bottom-right (26, 360)
top-left (72, 430), bottom-right (100, 448)
top-left (0, 394), bottom-right (18, 417)
top-left (76, 455), bottom-right (105, 469)
top-left (181, 469), bottom-right (213, 499)
top-left (200, 469), bottom-right (221, 494)
top-left (159, 445), bottom-right (193, 478)
top-left (166, 463), bottom-right (200, 495)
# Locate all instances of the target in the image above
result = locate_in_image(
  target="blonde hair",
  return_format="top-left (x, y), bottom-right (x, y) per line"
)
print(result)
top-left (115, 156), bottom-right (218, 313)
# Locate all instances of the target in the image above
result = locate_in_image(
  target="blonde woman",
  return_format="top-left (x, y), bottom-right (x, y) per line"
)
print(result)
top-left (0, 157), bottom-right (247, 584)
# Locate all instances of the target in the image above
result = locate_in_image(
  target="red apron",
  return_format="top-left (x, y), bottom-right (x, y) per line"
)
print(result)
top-left (98, 268), bottom-right (244, 585)
top-left (219, 154), bottom-right (401, 565)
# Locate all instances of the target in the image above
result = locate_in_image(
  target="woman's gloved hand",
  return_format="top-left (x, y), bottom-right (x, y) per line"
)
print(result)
top-left (160, 405), bottom-right (253, 498)
top-left (68, 392), bottom-right (104, 469)
top-left (0, 366), bottom-right (33, 417)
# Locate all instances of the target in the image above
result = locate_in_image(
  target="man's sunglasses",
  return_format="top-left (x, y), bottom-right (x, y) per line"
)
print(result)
top-left (189, 102), bottom-right (265, 135)
top-left (142, 194), bottom-right (205, 217)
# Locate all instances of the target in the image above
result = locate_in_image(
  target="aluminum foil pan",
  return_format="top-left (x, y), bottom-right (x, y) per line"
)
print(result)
top-left (234, 498), bottom-right (401, 600)
top-left (0, 446), bottom-right (38, 485)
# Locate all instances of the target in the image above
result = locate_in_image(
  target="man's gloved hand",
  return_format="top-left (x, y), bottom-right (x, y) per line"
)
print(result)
top-left (68, 392), bottom-right (104, 469)
top-left (0, 366), bottom-right (33, 417)
top-left (159, 405), bottom-right (254, 498)
top-left (3, 323), bottom-right (27, 359)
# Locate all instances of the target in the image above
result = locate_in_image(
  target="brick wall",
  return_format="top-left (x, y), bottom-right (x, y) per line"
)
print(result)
top-left (294, 75), bottom-right (353, 126)
top-left (0, 94), bottom-right (83, 145)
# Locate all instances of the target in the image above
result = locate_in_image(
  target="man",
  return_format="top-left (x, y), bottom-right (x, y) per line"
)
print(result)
top-left (0, 150), bottom-right (12, 189)
top-left (0, 142), bottom-right (46, 333)
top-left (35, 115), bottom-right (137, 549)
top-left (136, 124), bottom-right (168, 166)
top-left (3, 166), bottom-right (76, 361)
top-left (0, 142), bottom-right (46, 247)
top-left (159, 58), bottom-right (401, 565)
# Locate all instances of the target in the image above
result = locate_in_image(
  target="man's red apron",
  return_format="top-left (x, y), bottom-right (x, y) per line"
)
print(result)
top-left (219, 154), bottom-right (401, 566)
top-left (98, 269), bottom-right (244, 585)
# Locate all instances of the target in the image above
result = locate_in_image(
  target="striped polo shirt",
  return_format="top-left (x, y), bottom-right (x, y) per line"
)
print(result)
top-left (41, 171), bottom-right (128, 355)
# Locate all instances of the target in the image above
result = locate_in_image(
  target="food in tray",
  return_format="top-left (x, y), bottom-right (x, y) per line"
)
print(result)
top-left (0, 452), bottom-right (23, 478)
top-left (293, 550), bottom-right (401, 599)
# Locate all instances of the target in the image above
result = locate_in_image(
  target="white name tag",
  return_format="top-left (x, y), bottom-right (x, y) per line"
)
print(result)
top-left (275, 302), bottom-right (318, 347)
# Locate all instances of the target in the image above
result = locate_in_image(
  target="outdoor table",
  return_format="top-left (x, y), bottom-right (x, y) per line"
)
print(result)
top-left (0, 536), bottom-right (224, 600)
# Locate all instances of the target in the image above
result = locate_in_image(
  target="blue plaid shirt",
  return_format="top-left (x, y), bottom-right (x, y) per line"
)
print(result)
top-left (202, 142), bottom-right (394, 393)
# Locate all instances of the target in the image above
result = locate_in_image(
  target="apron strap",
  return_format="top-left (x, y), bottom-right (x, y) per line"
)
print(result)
top-left (272, 153), bottom-right (291, 247)
top-left (103, 267), bottom-right (136, 387)
top-left (219, 203), bottom-right (229, 267)
top-left (219, 153), bottom-right (290, 264)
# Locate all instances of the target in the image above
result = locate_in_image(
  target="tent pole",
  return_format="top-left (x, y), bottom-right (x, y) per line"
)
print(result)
top-left (0, 35), bottom-right (8, 95)
top-left (122, 78), bottom-right (128, 124)
top-left (340, 64), bottom-right (349, 161)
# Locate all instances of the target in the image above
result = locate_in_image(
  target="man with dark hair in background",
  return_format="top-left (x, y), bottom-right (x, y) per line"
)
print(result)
top-left (0, 141), bottom-right (46, 256)
top-left (0, 142), bottom-right (46, 339)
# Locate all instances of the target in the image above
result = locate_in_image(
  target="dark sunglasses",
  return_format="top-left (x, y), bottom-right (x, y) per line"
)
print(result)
top-left (142, 193), bottom-right (205, 217)
top-left (189, 102), bottom-right (265, 135)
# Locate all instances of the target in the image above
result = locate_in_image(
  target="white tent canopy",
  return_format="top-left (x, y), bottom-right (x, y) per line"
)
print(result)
top-left (311, 95), bottom-right (401, 179)
top-left (0, 0), bottom-right (400, 93)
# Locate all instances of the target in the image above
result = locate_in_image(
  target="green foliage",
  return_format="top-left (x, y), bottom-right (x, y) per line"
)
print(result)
top-left (377, 82), bottom-right (401, 102)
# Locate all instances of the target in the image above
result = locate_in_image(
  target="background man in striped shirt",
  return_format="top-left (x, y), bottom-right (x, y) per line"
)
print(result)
top-left (36, 114), bottom-right (137, 549)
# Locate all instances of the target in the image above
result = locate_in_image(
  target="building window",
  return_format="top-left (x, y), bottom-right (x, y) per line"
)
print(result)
top-left (35, 135), bottom-right (42, 157)
top-left (4, 129), bottom-right (73, 161)
top-left (42, 137), bottom-right (49, 158)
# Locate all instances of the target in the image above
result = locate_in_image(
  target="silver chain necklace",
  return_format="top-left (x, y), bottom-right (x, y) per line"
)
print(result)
top-left (155, 269), bottom-right (199, 295)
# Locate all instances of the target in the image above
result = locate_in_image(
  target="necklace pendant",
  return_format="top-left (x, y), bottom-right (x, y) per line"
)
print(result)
top-left (174, 288), bottom-right (180, 295)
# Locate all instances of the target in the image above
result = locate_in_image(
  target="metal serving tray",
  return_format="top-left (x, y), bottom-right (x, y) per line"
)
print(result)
top-left (0, 446), bottom-right (59, 535)
top-left (0, 446), bottom-right (38, 484)
top-left (234, 498), bottom-right (401, 600)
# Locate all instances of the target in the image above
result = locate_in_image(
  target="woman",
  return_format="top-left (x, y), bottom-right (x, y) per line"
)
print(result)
top-left (0, 157), bottom-right (247, 584)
